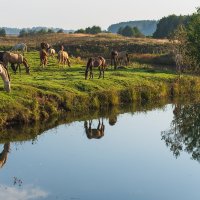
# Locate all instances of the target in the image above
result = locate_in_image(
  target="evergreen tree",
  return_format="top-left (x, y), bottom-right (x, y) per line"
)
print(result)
top-left (0, 28), bottom-right (6, 37)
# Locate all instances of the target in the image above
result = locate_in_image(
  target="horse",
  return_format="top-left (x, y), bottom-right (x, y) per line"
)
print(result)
top-left (0, 143), bottom-right (10, 168)
top-left (11, 43), bottom-right (27, 55)
top-left (40, 49), bottom-right (48, 67)
top-left (48, 48), bottom-right (56, 57)
top-left (110, 50), bottom-right (118, 69)
top-left (84, 119), bottom-right (105, 139)
top-left (110, 50), bottom-right (129, 69)
top-left (0, 64), bottom-right (10, 92)
top-left (3, 52), bottom-right (30, 74)
top-left (57, 50), bottom-right (71, 67)
top-left (85, 56), bottom-right (106, 80)
top-left (117, 51), bottom-right (129, 66)
top-left (41, 42), bottom-right (50, 50)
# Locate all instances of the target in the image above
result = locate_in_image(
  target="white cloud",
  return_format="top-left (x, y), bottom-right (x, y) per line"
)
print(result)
top-left (0, 185), bottom-right (48, 200)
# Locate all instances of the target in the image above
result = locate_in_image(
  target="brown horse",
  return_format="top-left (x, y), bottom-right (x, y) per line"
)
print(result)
top-left (110, 50), bottom-right (129, 69)
top-left (111, 50), bottom-right (118, 70)
top-left (3, 52), bottom-right (30, 74)
top-left (84, 119), bottom-right (105, 139)
top-left (85, 56), bottom-right (106, 80)
top-left (40, 49), bottom-right (48, 67)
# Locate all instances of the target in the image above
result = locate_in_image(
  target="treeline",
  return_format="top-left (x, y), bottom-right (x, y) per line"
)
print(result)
top-left (117, 26), bottom-right (144, 37)
top-left (108, 20), bottom-right (157, 36)
top-left (74, 26), bottom-right (102, 34)
top-left (172, 8), bottom-right (200, 72)
top-left (153, 14), bottom-right (190, 38)
top-left (19, 28), bottom-right (65, 37)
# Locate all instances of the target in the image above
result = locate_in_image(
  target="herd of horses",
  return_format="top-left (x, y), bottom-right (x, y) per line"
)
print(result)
top-left (0, 42), bottom-right (130, 93)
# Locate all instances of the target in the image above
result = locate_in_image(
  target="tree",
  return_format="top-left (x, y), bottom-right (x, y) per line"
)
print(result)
top-left (85, 26), bottom-right (102, 34)
top-left (0, 28), bottom-right (6, 37)
top-left (117, 26), bottom-right (144, 37)
top-left (47, 28), bottom-right (55, 33)
top-left (185, 8), bottom-right (200, 69)
top-left (57, 29), bottom-right (64, 33)
top-left (132, 27), bottom-right (144, 37)
top-left (153, 15), bottom-right (190, 38)
top-left (121, 26), bottom-right (134, 37)
top-left (74, 29), bottom-right (85, 34)
top-left (19, 28), bottom-right (28, 37)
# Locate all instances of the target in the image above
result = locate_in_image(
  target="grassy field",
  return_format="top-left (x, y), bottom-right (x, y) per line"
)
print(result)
top-left (1, 51), bottom-right (200, 128)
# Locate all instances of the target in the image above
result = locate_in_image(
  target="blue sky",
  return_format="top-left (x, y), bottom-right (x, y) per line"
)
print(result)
top-left (0, 0), bottom-right (198, 30)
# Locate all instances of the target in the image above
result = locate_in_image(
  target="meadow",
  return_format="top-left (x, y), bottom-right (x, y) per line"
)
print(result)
top-left (0, 33), bottom-right (199, 128)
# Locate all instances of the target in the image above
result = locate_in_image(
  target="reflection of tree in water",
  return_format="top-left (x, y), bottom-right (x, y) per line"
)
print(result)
top-left (161, 103), bottom-right (200, 161)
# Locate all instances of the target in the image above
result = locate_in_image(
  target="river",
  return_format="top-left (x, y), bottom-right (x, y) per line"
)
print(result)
top-left (0, 102), bottom-right (200, 200)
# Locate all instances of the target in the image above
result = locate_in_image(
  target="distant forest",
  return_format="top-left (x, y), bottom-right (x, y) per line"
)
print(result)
top-left (2, 27), bottom-right (73, 35)
top-left (107, 20), bottom-right (158, 36)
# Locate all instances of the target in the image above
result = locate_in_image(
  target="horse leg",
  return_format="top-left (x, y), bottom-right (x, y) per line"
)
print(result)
top-left (67, 59), bottom-right (71, 67)
top-left (18, 64), bottom-right (21, 74)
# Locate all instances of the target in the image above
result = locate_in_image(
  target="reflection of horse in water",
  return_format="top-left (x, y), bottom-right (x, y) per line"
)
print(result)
top-left (84, 119), bottom-right (105, 139)
top-left (0, 143), bottom-right (10, 168)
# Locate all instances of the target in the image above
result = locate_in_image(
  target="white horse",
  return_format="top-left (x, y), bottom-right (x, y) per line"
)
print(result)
top-left (11, 43), bottom-right (27, 55)
top-left (48, 48), bottom-right (56, 57)
top-left (0, 64), bottom-right (10, 92)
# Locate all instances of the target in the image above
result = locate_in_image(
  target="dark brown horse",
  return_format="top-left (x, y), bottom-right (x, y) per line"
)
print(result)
top-left (111, 50), bottom-right (129, 69)
top-left (84, 119), bottom-right (105, 139)
top-left (111, 50), bottom-right (118, 70)
top-left (85, 56), bottom-right (106, 80)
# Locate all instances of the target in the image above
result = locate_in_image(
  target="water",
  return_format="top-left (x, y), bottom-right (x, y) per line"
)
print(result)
top-left (0, 103), bottom-right (200, 200)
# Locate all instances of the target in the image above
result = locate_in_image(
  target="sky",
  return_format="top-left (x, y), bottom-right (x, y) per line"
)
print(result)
top-left (0, 0), bottom-right (198, 30)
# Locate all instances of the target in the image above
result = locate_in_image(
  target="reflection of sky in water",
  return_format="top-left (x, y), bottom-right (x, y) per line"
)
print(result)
top-left (0, 185), bottom-right (48, 200)
top-left (0, 104), bottom-right (200, 200)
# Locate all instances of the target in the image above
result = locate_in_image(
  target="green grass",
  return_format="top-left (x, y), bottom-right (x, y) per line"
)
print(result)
top-left (1, 51), bottom-right (200, 127)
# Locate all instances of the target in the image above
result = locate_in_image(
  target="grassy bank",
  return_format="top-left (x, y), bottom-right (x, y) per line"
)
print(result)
top-left (1, 51), bottom-right (200, 128)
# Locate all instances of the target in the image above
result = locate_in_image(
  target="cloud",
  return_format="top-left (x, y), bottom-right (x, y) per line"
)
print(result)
top-left (0, 185), bottom-right (48, 200)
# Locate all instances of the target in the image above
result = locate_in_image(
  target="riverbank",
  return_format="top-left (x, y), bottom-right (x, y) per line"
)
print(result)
top-left (1, 51), bottom-right (200, 128)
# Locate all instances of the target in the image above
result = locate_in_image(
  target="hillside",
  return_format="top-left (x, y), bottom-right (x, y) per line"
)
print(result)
top-left (108, 20), bottom-right (158, 36)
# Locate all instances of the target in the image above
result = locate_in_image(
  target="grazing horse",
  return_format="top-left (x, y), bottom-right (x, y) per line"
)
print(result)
top-left (3, 52), bottom-right (30, 74)
top-left (11, 43), bottom-right (27, 55)
top-left (40, 49), bottom-right (48, 67)
top-left (85, 56), bottom-right (106, 80)
top-left (57, 50), bottom-right (71, 67)
top-left (0, 64), bottom-right (10, 92)
top-left (84, 119), bottom-right (105, 139)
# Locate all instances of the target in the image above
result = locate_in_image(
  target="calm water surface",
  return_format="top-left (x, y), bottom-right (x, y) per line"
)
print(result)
top-left (0, 103), bottom-right (200, 200)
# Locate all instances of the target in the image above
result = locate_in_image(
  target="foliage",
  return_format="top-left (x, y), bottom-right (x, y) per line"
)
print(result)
top-left (75, 26), bottom-right (102, 34)
top-left (153, 15), bottom-right (190, 39)
top-left (57, 29), bottom-right (64, 33)
top-left (117, 26), bottom-right (144, 37)
top-left (170, 9), bottom-right (200, 72)
top-left (74, 29), bottom-right (85, 34)
top-left (162, 103), bottom-right (200, 162)
top-left (108, 20), bottom-right (158, 36)
top-left (0, 28), bottom-right (6, 37)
